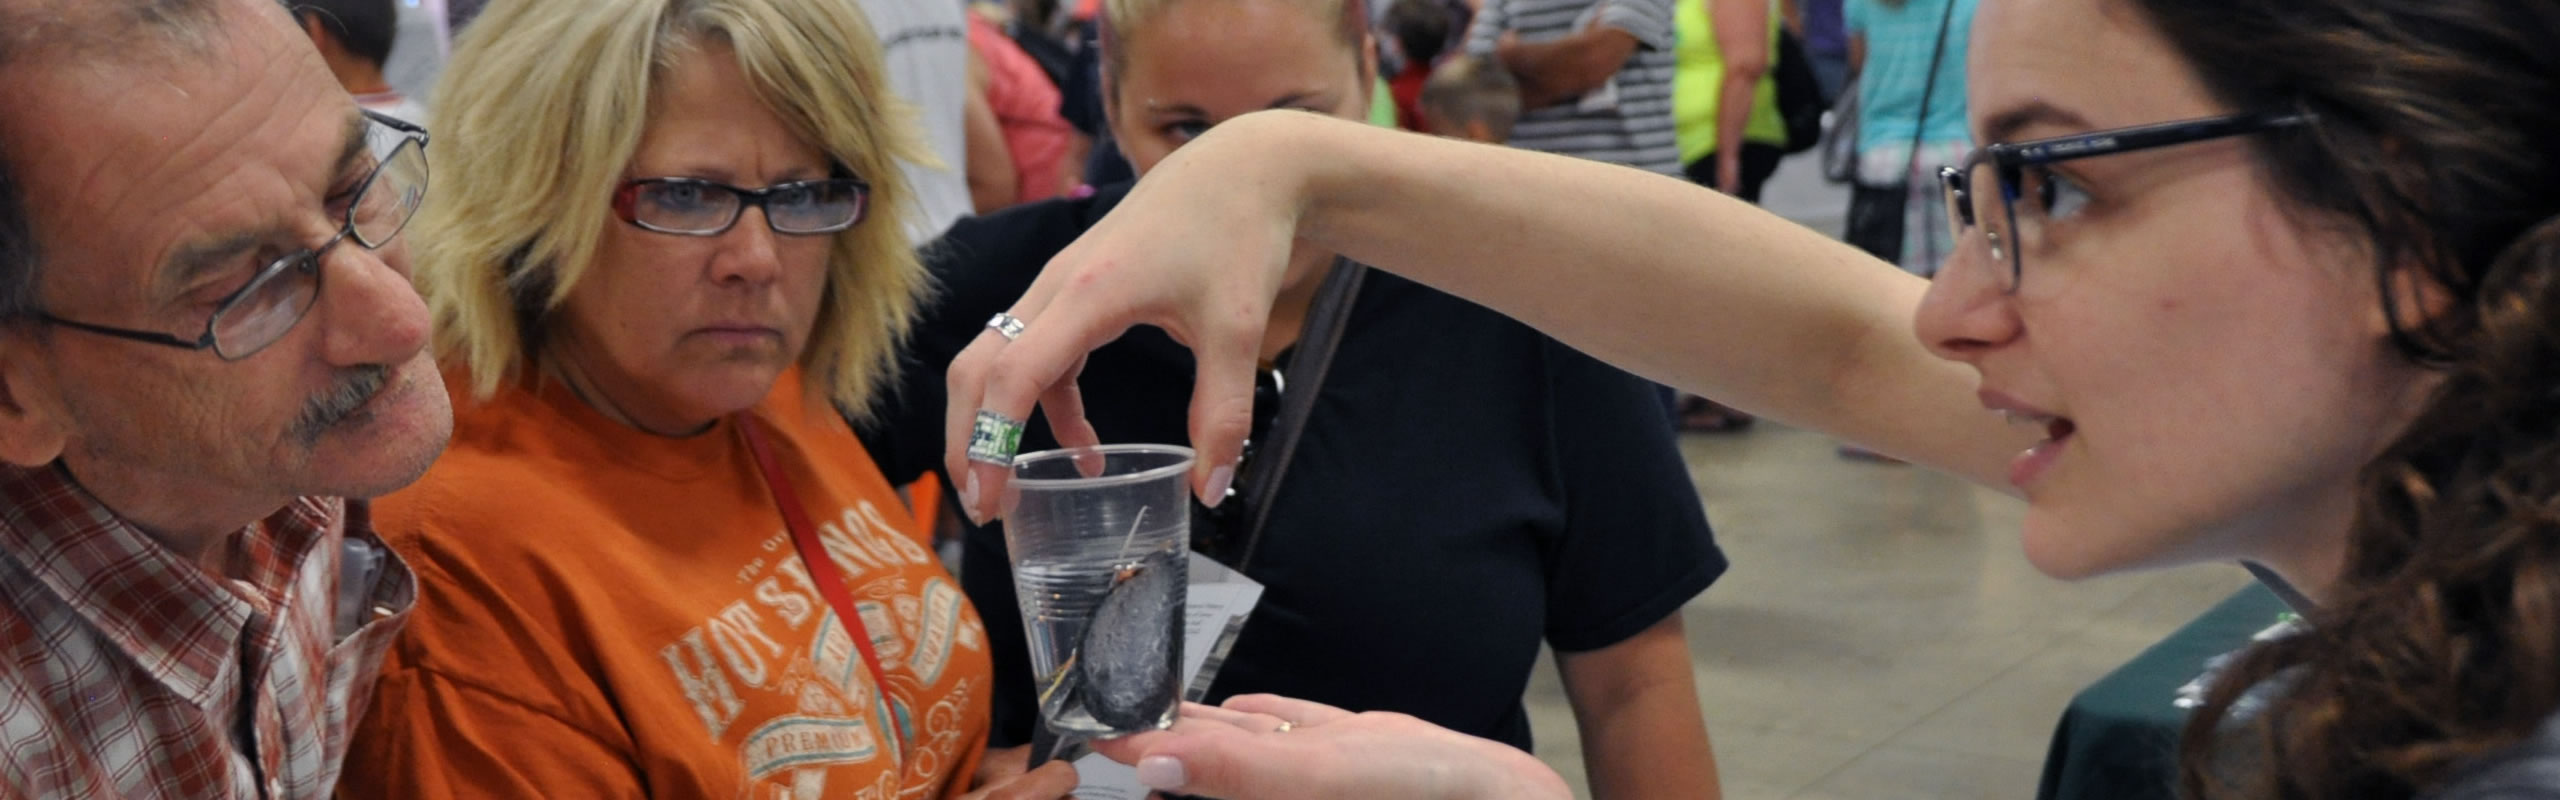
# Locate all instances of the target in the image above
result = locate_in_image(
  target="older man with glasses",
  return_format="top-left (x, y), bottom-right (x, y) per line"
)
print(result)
top-left (0, 0), bottom-right (453, 797)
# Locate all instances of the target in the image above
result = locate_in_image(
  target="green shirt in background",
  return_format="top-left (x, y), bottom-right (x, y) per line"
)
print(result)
top-left (1370, 76), bottom-right (1400, 127)
top-left (1671, 0), bottom-right (1788, 165)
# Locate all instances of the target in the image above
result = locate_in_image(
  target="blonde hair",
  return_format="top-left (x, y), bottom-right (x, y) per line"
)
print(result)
top-left (417, 0), bottom-right (932, 419)
top-left (1099, 0), bottom-right (1369, 87)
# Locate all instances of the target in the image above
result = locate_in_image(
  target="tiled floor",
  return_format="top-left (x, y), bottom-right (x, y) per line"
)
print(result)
top-left (1518, 423), bottom-right (2253, 799)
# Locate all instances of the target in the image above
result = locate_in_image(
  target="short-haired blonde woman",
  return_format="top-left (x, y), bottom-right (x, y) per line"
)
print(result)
top-left (339, 1), bottom-right (1073, 797)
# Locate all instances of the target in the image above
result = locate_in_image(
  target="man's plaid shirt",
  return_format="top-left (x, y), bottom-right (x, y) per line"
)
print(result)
top-left (0, 464), bottom-right (415, 799)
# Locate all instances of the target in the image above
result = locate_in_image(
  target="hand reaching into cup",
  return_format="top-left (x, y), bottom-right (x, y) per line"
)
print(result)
top-left (941, 114), bottom-right (1311, 525)
top-left (1090, 695), bottom-right (1572, 800)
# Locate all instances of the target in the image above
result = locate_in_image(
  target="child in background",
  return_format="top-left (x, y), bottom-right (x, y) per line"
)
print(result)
top-left (1418, 54), bottom-right (1522, 143)
top-left (1381, 0), bottom-right (1458, 131)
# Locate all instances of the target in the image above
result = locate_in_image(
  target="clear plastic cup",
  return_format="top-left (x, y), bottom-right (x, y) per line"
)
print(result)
top-left (1003, 444), bottom-right (1192, 736)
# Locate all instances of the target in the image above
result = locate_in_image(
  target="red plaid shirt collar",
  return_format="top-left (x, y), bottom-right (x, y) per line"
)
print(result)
top-left (0, 462), bottom-right (416, 798)
top-left (0, 464), bottom-right (318, 706)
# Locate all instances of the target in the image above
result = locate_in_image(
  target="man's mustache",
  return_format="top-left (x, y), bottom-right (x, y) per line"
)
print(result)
top-left (291, 365), bottom-right (390, 447)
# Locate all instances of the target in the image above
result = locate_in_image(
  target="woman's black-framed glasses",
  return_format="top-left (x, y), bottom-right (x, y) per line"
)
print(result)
top-left (1939, 110), bottom-right (2313, 293)
top-left (611, 176), bottom-right (872, 237)
top-left (35, 110), bottom-right (430, 361)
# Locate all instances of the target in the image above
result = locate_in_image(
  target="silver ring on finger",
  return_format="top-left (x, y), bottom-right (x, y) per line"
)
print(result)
top-left (1272, 720), bottom-right (1296, 734)
top-left (986, 312), bottom-right (1028, 341)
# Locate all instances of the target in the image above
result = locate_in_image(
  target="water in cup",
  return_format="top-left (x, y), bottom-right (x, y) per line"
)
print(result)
top-left (1006, 445), bottom-right (1192, 737)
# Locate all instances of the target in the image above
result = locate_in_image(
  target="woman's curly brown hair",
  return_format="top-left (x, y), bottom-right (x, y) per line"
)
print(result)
top-left (2132, 2), bottom-right (2560, 798)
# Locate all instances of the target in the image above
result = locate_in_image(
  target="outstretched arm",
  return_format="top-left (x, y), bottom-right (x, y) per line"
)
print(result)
top-left (943, 110), bottom-right (2025, 521)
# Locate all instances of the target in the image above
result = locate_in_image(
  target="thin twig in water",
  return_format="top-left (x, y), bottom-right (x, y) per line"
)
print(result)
top-left (1113, 507), bottom-right (1148, 566)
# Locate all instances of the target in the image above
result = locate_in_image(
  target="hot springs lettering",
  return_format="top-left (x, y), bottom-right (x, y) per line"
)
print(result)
top-left (653, 498), bottom-right (984, 786)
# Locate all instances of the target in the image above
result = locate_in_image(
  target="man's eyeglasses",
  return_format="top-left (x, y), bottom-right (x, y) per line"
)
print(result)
top-left (611, 176), bottom-right (872, 237)
top-left (35, 110), bottom-right (430, 361)
top-left (1939, 110), bottom-right (2313, 293)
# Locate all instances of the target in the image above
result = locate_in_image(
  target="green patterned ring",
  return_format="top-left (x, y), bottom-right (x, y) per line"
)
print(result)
top-left (967, 410), bottom-right (1027, 466)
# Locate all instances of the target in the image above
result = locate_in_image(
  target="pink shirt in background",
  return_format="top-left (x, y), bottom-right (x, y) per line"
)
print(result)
top-left (968, 16), bottom-right (1076, 203)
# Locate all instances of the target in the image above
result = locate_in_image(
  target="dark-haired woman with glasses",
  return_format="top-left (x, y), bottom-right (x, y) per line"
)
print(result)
top-left (938, 0), bottom-right (2560, 798)
top-left (336, 1), bottom-right (1075, 798)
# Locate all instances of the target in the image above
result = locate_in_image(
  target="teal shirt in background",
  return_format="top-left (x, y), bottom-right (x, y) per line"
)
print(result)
top-left (1845, 0), bottom-right (1975, 153)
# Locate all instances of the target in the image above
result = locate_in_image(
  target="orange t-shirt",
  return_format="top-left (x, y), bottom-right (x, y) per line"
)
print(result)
top-left (343, 368), bottom-right (992, 799)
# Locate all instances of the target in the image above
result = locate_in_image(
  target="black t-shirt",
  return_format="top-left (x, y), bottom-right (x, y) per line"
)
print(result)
top-left (861, 183), bottom-right (1726, 752)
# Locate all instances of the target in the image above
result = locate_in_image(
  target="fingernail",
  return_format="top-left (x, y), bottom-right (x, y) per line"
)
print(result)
top-left (1136, 756), bottom-right (1188, 790)
top-left (1202, 465), bottom-right (1236, 509)
top-left (960, 472), bottom-right (984, 524)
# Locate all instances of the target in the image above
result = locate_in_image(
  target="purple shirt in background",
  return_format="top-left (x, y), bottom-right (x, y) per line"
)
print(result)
top-left (1802, 0), bottom-right (1848, 56)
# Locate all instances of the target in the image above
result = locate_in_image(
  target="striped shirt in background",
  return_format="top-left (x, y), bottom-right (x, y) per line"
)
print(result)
top-left (0, 465), bottom-right (416, 799)
top-left (1465, 0), bottom-right (1682, 175)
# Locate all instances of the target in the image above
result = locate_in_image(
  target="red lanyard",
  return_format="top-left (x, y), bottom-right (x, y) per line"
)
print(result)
top-left (737, 414), bottom-right (905, 771)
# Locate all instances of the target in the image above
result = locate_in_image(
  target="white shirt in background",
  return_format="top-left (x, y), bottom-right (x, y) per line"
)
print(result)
top-left (853, 0), bottom-right (975, 241)
top-left (384, 0), bottom-right (449, 109)
top-left (355, 91), bottom-right (431, 127)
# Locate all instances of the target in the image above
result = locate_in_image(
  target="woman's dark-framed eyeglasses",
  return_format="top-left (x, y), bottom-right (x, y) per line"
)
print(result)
top-left (35, 109), bottom-right (430, 361)
top-left (611, 176), bottom-right (871, 237)
top-left (1939, 110), bottom-right (2313, 293)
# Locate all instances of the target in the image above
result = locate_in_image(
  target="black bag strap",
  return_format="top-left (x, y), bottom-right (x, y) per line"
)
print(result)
top-left (1904, 0), bottom-right (1961, 180)
top-left (1896, 0), bottom-right (1962, 257)
top-left (2243, 562), bottom-right (2317, 615)
top-left (1228, 257), bottom-right (1366, 570)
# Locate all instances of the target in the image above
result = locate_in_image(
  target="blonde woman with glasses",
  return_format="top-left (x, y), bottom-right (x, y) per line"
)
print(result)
top-left (338, 1), bottom-right (1074, 797)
